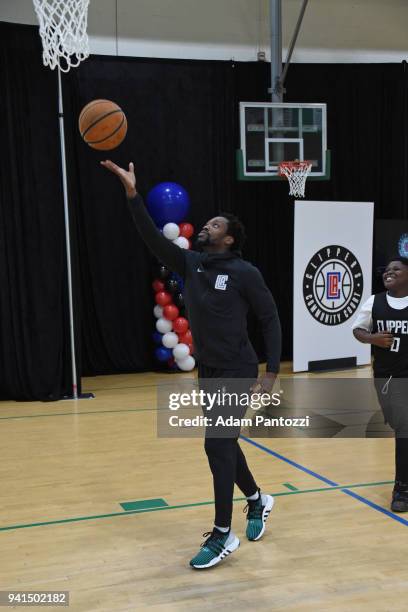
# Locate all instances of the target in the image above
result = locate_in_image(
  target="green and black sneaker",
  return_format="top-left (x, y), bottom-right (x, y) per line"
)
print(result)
top-left (244, 491), bottom-right (274, 541)
top-left (189, 528), bottom-right (240, 569)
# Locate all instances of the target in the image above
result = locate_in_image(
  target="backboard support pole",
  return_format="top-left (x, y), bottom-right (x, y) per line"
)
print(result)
top-left (281, 0), bottom-right (309, 88)
top-left (270, 0), bottom-right (283, 102)
top-left (269, 0), bottom-right (310, 100)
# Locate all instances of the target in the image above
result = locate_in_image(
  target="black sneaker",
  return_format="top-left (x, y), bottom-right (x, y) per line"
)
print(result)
top-left (391, 487), bottom-right (408, 513)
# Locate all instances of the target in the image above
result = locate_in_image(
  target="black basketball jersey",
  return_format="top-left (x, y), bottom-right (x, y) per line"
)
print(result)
top-left (372, 292), bottom-right (408, 377)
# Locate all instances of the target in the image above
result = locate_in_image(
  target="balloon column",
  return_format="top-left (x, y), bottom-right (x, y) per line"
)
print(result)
top-left (148, 182), bottom-right (195, 372)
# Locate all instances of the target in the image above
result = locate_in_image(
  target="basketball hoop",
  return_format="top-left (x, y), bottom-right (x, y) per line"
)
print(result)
top-left (278, 160), bottom-right (312, 198)
top-left (33, 0), bottom-right (90, 72)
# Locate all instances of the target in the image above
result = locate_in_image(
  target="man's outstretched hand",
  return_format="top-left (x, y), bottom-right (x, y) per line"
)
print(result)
top-left (100, 160), bottom-right (137, 199)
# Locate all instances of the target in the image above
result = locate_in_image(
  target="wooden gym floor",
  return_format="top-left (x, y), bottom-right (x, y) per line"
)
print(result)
top-left (0, 363), bottom-right (406, 611)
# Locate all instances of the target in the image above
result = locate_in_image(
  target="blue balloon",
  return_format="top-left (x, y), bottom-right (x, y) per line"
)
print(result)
top-left (147, 182), bottom-right (190, 227)
top-left (153, 331), bottom-right (164, 345)
top-left (155, 346), bottom-right (173, 362)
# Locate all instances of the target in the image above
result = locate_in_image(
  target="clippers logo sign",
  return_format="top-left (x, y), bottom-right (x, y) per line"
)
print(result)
top-left (215, 275), bottom-right (229, 291)
top-left (399, 233), bottom-right (408, 258)
top-left (303, 245), bottom-right (363, 326)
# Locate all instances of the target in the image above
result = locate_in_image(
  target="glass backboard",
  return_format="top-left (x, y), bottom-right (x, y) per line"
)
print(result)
top-left (237, 102), bottom-right (330, 180)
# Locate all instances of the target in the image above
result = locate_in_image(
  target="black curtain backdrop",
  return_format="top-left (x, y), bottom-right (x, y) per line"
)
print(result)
top-left (1, 21), bottom-right (408, 398)
top-left (0, 22), bottom-right (73, 400)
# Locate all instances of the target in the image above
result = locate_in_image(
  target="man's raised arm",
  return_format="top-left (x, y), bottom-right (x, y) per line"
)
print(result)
top-left (101, 160), bottom-right (186, 276)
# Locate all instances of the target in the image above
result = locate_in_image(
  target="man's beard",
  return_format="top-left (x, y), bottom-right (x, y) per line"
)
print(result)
top-left (195, 233), bottom-right (210, 250)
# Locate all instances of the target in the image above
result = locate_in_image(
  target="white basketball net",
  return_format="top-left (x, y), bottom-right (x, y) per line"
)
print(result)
top-left (278, 161), bottom-right (312, 198)
top-left (33, 0), bottom-right (90, 72)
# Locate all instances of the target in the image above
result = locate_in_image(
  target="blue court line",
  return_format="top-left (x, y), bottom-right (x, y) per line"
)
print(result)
top-left (240, 435), bottom-right (408, 527)
top-left (240, 437), bottom-right (337, 486)
top-left (342, 489), bottom-right (408, 526)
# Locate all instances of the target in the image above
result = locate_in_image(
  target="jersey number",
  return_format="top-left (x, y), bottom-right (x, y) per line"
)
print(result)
top-left (390, 337), bottom-right (401, 353)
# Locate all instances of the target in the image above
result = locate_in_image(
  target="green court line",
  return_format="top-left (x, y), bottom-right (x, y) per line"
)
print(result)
top-left (0, 407), bottom-right (158, 421)
top-left (283, 483), bottom-right (298, 491)
top-left (0, 480), bottom-right (393, 533)
top-left (120, 498), bottom-right (168, 511)
top-left (83, 382), bottom-right (164, 393)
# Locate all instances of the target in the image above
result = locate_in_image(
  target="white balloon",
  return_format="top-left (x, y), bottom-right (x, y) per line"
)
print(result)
top-left (163, 223), bottom-right (180, 240)
top-left (156, 317), bottom-right (172, 334)
top-left (173, 236), bottom-right (189, 249)
top-left (162, 332), bottom-right (179, 349)
top-left (153, 305), bottom-right (163, 319)
top-left (173, 343), bottom-right (190, 360)
top-left (176, 355), bottom-right (196, 371)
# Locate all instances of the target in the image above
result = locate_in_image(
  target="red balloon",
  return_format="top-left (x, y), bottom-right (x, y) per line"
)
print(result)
top-left (152, 279), bottom-right (165, 292)
top-left (179, 222), bottom-right (194, 239)
top-left (173, 317), bottom-right (189, 334)
top-left (188, 343), bottom-right (194, 355)
top-left (178, 330), bottom-right (193, 344)
top-left (163, 304), bottom-right (180, 321)
top-left (155, 291), bottom-right (172, 307)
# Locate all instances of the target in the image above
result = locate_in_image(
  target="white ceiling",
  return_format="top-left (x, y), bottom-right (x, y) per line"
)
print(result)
top-left (1, 0), bottom-right (407, 62)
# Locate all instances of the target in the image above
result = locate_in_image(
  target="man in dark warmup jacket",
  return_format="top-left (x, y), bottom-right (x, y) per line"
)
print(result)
top-left (102, 160), bottom-right (282, 569)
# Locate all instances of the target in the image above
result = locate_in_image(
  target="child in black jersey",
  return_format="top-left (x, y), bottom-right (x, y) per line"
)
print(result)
top-left (353, 257), bottom-right (408, 512)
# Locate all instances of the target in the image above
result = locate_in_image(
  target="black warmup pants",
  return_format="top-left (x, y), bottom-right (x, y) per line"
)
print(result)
top-left (374, 378), bottom-right (408, 486)
top-left (198, 363), bottom-right (259, 527)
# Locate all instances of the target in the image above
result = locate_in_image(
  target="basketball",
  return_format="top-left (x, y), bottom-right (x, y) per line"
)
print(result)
top-left (78, 99), bottom-right (127, 150)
